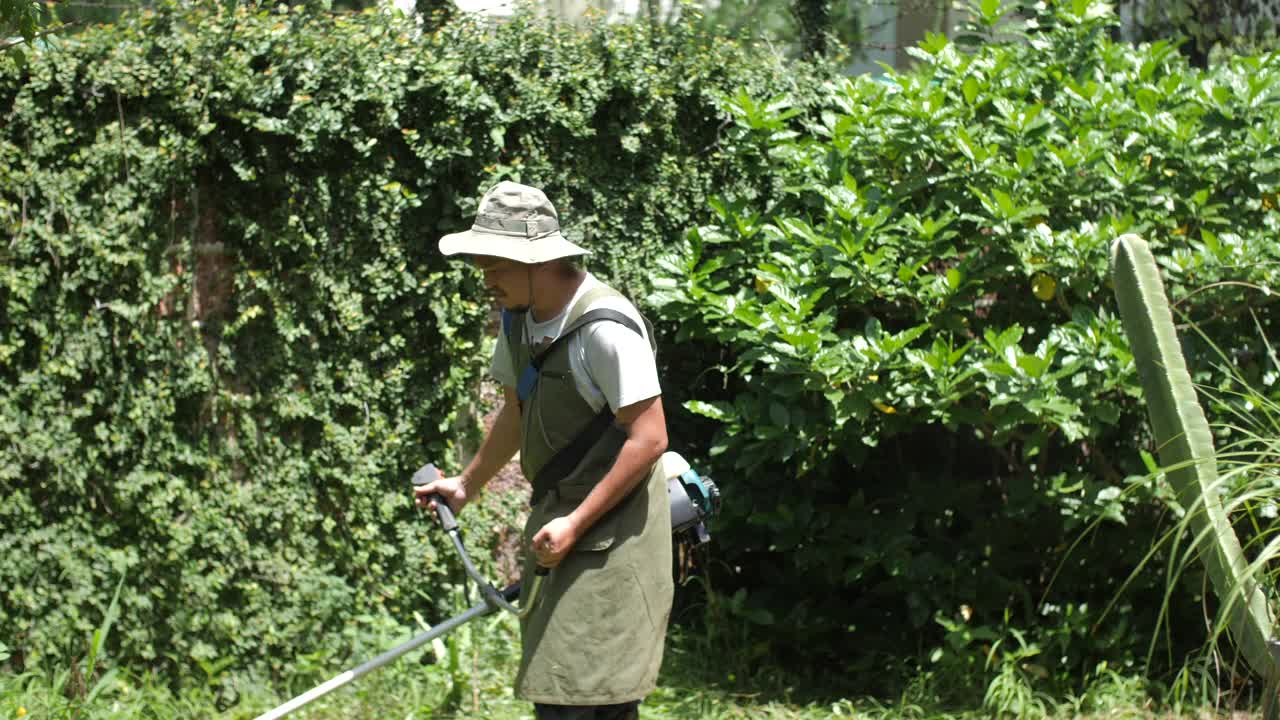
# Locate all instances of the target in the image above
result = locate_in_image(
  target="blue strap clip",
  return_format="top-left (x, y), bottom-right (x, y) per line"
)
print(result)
top-left (517, 363), bottom-right (538, 403)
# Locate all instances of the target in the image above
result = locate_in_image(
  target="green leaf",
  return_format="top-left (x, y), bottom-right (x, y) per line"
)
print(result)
top-left (1015, 147), bottom-right (1034, 170)
top-left (769, 402), bottom-right (790, 428)
top-left (1135, 88), bottom-right (1160, 116)
top-left (864, 317), bottom-right (883, 340)
top-left (980, 0), bottom-right (1004, 23)
top-left (686, 400), bottom-right (733, 422)
top-left (919, 31), bottom-right (949, 55)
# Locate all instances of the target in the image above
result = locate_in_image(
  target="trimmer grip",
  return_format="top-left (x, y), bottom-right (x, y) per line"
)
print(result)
top-left (535, 565), bottom-right (551, 577)
top-left (427, 493), bottom-right (458, 532)
top-left (411, 463), bottom-right (458, 532)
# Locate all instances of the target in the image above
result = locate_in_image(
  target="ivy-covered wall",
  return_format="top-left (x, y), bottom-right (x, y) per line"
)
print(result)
top-left (0, 1), bottom-right (819, 677)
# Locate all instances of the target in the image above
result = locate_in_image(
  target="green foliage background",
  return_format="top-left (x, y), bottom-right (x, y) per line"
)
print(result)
top-left (651, 0), bottom-right (1280, 694)
top-left (1, 0), bottom-right (43, 44)
top-left (0, 1), bottom-right (816, 680)
top-left (6, 0), bottom-right (1280, 704)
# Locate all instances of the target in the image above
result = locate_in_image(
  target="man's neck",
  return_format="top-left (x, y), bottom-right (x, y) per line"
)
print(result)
top-left (529, 268), bottom-right (587, 323)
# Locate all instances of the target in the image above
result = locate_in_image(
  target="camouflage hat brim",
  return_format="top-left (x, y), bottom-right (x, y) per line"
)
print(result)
top-left (438, 227), bottom-right (590, 264)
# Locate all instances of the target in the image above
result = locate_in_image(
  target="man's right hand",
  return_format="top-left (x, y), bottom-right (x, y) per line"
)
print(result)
top-left (414, 474), bottom-right (470, 516)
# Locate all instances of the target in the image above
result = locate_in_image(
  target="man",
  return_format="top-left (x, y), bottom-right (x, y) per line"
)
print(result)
top-left (414, 181), bottom-right (673, 720)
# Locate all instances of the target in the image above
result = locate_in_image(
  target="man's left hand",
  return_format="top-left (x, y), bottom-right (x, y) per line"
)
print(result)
top-left (532, 516), bottom-right (581, 568)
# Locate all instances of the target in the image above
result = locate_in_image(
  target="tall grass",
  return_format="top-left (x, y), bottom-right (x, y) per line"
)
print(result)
top-left (1, 578), bottom-right (529, 720)
top-left (0, 585), bottom-right (1246, 719)
top-left (1096, 288), bottom-right (1280, 716)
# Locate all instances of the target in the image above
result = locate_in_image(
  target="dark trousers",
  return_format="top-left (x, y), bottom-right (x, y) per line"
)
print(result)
top-left (533, 701), bottom-right (640, 720)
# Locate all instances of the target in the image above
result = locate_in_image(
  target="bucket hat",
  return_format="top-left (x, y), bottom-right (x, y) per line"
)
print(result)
top-left (438, 182), bottom-right (589, 264)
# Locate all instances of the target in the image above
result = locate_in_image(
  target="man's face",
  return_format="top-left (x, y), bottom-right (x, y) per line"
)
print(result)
top-left (471, 255), bottom-right (529, 310)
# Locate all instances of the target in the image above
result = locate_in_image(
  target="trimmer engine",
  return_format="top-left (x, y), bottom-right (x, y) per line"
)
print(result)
top-left (668, 465), bottom-right (720, 547)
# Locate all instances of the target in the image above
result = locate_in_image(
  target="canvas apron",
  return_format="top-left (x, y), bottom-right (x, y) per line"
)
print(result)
top-left (509, 285), bottom-right (674, 705)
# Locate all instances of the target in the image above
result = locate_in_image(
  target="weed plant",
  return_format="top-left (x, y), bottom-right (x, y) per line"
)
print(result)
top-left (1080, 280), bottom-right (1280, 717)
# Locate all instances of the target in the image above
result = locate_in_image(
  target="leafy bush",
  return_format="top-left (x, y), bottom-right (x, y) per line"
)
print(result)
top-left (0, 0), bottom-right (823, 681)
top-left (651, 0), bottom-right (1280, 692)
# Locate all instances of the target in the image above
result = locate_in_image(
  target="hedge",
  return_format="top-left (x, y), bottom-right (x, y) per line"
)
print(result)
top-left (0, 0), bottom-right (820, 679)
top-left (650, 0), bottom-right (1280, 693)
top-left (10, 0), bottom-right (1280, 698)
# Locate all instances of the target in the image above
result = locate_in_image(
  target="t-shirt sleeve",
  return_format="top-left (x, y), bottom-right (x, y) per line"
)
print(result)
top-left (580, 320), bottom-right (661, 412)
top-left (490, 327), bottom-right (517, 389)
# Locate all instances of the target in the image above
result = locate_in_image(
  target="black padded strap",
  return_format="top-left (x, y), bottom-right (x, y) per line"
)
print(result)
top-left (527, 309), bottom-right (647, 504)
top-left (531, 406), bottom-right (617, 506)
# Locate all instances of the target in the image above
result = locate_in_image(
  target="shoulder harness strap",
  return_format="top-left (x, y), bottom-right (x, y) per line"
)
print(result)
top-left (518, 286), bottom-right (655, 502)
top-left (515, 284), bottom-right (644, 403)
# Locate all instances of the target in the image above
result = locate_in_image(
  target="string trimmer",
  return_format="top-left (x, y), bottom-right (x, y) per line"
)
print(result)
top-left (254, 455), bottom-right (718, 720)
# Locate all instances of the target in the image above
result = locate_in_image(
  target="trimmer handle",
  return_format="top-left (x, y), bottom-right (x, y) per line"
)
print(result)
top-left (412, 460), bottom-right (545, 618)
top-left (411, 463), bottom-right (458, 533)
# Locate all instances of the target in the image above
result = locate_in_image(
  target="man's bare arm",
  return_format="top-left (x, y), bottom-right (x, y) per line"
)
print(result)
top-left (531, 395), bottom-right (668, 566)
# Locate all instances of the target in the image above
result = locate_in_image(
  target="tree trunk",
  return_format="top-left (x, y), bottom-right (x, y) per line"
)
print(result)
top-left (792, 0), bottom-right (831, 59)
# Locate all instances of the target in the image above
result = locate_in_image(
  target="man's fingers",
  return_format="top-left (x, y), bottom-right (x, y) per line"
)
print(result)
top-left (534, 546), bottom-right (558, 566)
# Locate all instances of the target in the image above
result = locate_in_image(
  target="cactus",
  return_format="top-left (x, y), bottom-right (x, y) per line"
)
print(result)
top-left (1110, 234), bottom-right (1275, 683)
